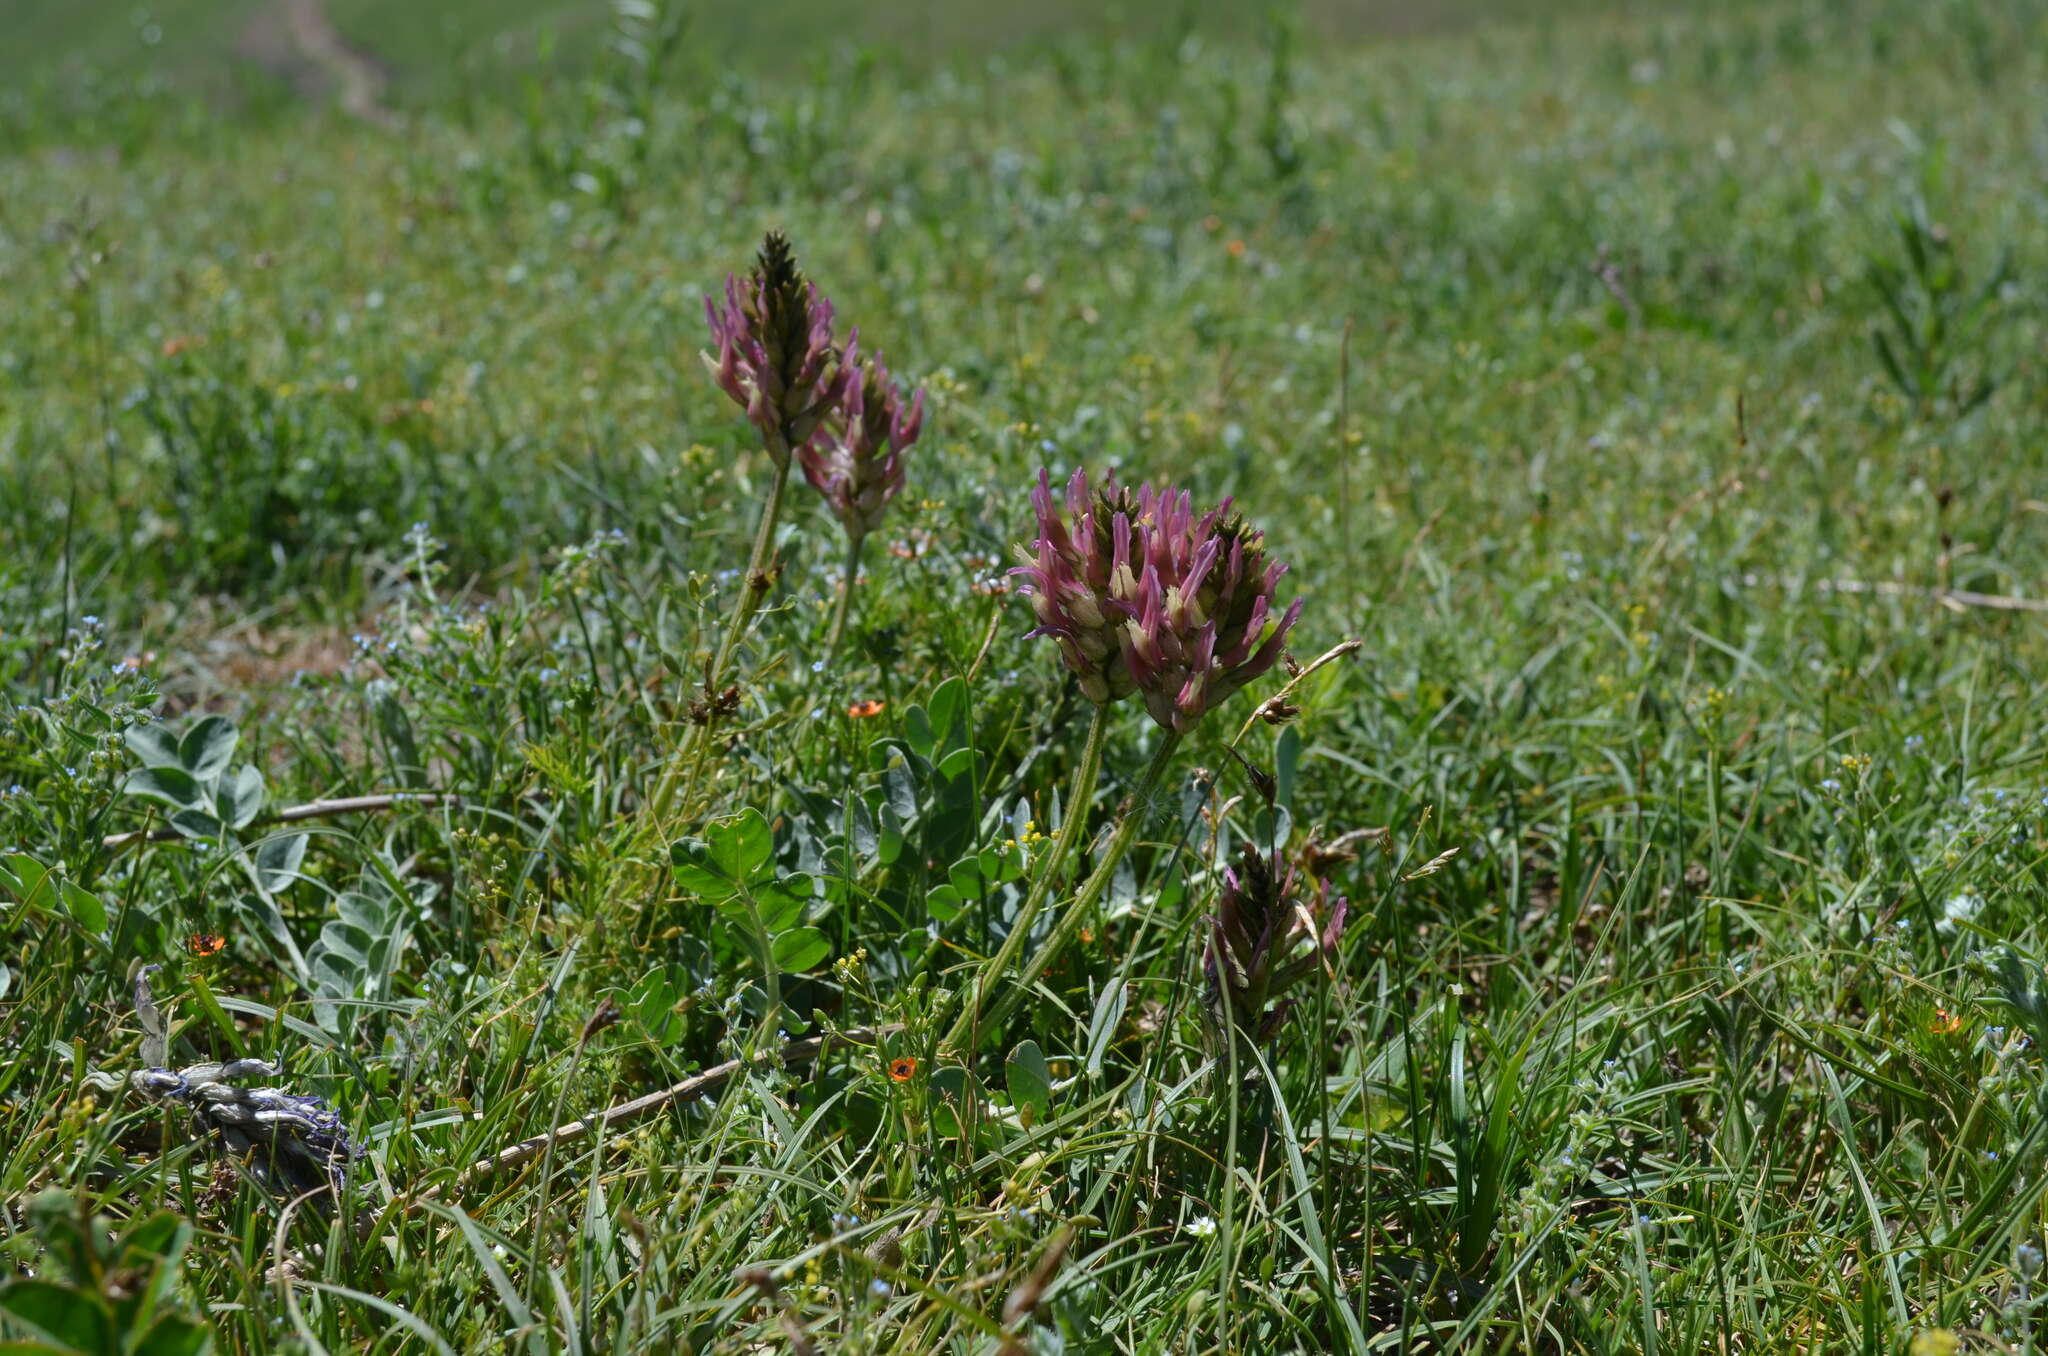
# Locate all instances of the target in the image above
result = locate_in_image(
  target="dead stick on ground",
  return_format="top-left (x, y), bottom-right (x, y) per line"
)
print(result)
top-left (392, 1026), bottom-right (898, 1218)
top-left (1811, 577), bottom-right (2048, 614)
top-left (102, 793), bottom-right (463, 849)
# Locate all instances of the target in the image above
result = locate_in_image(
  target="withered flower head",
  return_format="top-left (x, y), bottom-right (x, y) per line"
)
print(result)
top-left (704, 231), bottom-right (848, 458)
top-left (130, 1059), bottom-right (362, 1200)
top-left (1204, 843), bottom-right (1348, 1045)
top-left (798, 343), bottom-right (924, 543)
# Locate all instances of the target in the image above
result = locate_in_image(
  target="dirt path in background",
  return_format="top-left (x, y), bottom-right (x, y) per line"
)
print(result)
top-left (236, 0), bottom-right (396, 126)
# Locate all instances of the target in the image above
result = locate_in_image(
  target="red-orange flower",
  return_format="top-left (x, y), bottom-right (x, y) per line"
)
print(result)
top-left (888, 1056), bottom-right (918, 1082)
top-left (847, 700), bottom-right (885, 718)
top-left (188, 932), bottom-right (226, 957)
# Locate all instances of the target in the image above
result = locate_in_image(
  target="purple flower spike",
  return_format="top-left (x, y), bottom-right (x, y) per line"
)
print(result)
top-left (798, 345), bottom-right (925, 543)
top-left (1011, 466), bottom-right (1301, 731)
top-left (1204, 844), bottom-right (1348, 1046)
top-left (703, 231), bottom-right (849, 461)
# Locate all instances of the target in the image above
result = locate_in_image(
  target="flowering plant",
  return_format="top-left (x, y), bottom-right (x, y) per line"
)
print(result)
top-left (798, 344), bottom-right (924, 547)
top-left (1204, 844), bottom-right (1349, 1048)
top-left (704, 231), bottom-right (849, 461)
top-left (1014, 468), bottom-right (1301, 732)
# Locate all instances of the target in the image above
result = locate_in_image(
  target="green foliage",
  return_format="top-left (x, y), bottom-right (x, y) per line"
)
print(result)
top-left (121, 715), bottom-right (267, 839)
top-left (305, 862), bottom-right (429, 1037)
top-left (3, 0), bottom-right (2048, 1351)
top-left (0, 1193), bottom-right (212, 1355)
top-left (1865, 189), bottom-right (2015, 417)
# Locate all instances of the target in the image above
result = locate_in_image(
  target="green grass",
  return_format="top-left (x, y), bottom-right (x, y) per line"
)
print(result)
top-left (4, 0), bottom-right (2048, 1350)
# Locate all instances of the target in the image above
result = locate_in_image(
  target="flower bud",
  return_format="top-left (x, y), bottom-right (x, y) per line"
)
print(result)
top-left (1204, 844), bottom-right (1348, 1044)
top-left (703, 231), bottom-right (849, 460)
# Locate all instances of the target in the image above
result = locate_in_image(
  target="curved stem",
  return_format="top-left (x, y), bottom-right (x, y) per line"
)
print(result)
top-left (942, 705), bottom-right (1111, 1054)
top-left (978, 730), bottom-right (1180, 1039)
top-left (823, 532), bottom-right (866, 658)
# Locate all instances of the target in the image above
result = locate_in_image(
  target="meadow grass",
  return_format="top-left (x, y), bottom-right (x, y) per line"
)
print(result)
top-left (3, 0), bottom-right (2048, 1350)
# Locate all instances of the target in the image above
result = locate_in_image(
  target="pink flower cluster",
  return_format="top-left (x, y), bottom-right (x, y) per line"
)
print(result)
top-left (797, 344), bottom-right (925, 545)
top-left (1014, 467), bottom-right (1301, 732)
top-left (704, 231), bottom-right (849, 459)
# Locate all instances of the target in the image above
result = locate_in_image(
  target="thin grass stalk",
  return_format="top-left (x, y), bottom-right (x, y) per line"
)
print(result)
top-left (823, 532), bottom-right (866, 658)
top-left (942, 705), bottom-right (1111, 1053)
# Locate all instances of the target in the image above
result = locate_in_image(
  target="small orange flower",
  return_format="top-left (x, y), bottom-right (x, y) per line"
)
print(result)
top-left (160, 334), bottom-right (205, 358)
top-left (888, 1056), bottom-right (918, 1083)
top-left (187, 932), bottom-right (226, 957)
top-left (1931, 1008), bottom-right (1964, 1035)
top-left (847, 700), bottom-right (885, 719)
top-left (1227, 239), bottom-right (1247, 258)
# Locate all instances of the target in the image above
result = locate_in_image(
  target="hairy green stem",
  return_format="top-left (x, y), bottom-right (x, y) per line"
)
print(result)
top-left (970, 726), bottom-right (1182, 1047)
top-left (707, 449), bottom-right (793, 688)
top-left (823, 531), bottom-right (866, 658)
top-left (942, 705), bottom-right (1112, 1054)
top-left (642, 445), bottom-right (793, 835)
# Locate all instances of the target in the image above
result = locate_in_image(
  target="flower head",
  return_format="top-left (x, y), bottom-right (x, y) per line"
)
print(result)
top-left (1013, 468), bottom-right (1145, 706)
top-left (799, 345), bottom-right (924, 543)
top-left (1204, 843), bottom-right (1347, 1045)
top-left (704, 231), bottom-right (849, 458)
top-left (1013, 468), bottom-right (1302, 730)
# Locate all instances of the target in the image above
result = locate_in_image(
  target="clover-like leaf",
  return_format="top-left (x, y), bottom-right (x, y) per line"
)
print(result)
top-left (771, 927), bottom-right (830, 973)
top-left (217, 765), bottom-right (266, 829)
top-left (179, 715), bottom-right (240, 782)
top-left (625, 963), bottom-right (692, 1046)
top-left (123, 765), bottom-right (205, 810)
top-left (123, 722), bottom-right (184, 770)
top-left (254, 833), bottom-right (309, 893)
top-left (671, 808), bottom-right (775, 901)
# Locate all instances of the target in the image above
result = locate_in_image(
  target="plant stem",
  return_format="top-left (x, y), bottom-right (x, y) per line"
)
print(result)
top-left (941, 705), bottom-right (1111, 1054)
top-left (745, 891), bottom-right (783, 1045)
top-left (707, 449), bottom-right (793, 689)
top-left (973, 727), bottom-right (1182, 1046)
top-left (823, 531), bottom-right (866, 658)
top-left (642, 446), bottom-right (793, 835)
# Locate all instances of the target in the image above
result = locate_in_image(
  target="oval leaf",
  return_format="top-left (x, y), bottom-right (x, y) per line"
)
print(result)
top-left (771, 927), bottom-right (830, 973)
top-left (178, 715), bottom-right (240, 781)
